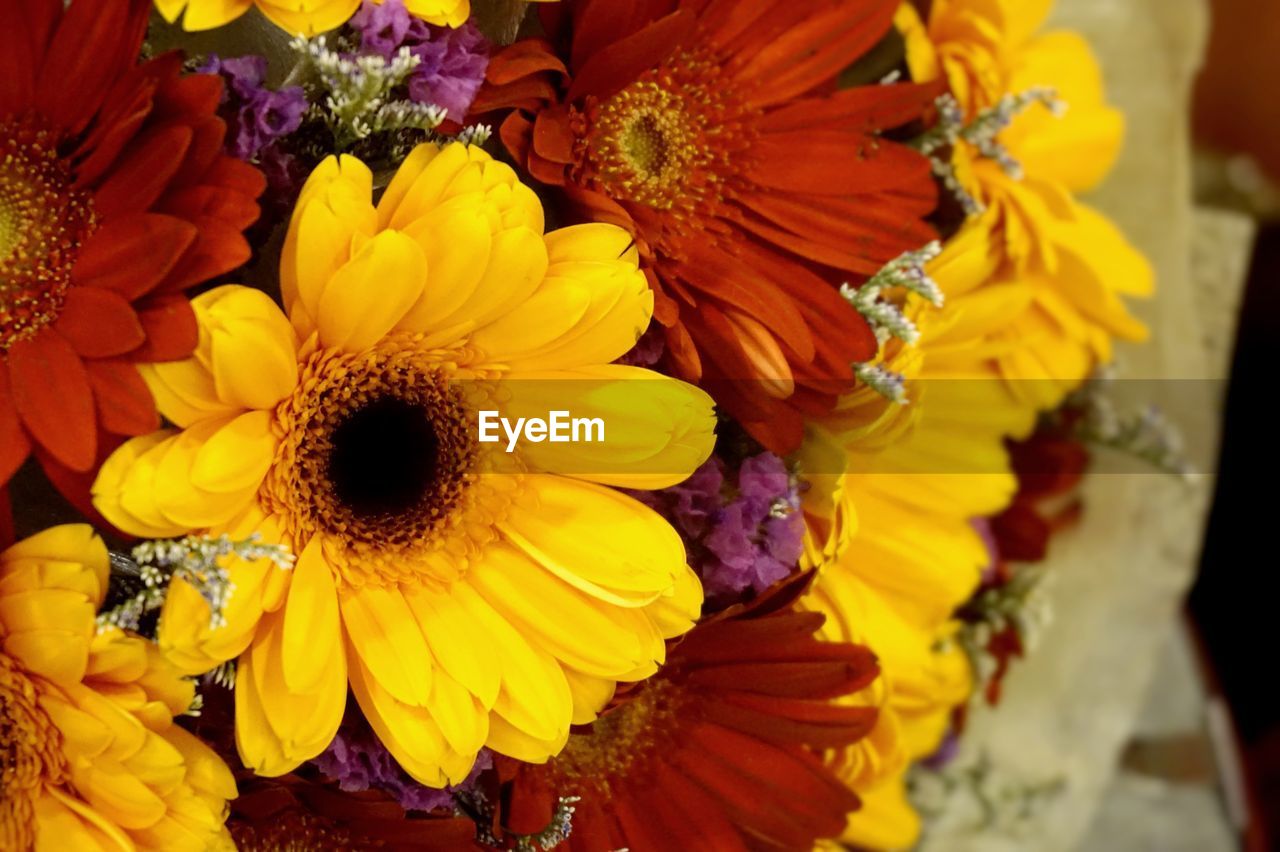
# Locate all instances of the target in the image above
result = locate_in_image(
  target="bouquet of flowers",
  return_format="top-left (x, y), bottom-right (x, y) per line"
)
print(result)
top-left (0, 0), bottom-right (1163, 848)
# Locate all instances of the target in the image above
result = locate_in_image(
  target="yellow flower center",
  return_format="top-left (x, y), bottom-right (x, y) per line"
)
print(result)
top-left (1, 653), bottom-right (67, 849)
top-left (591, 82), bottom-right (703, 211)
top-left (585, 50), bottom-right (754, 220)
top-left (0, 118), bottom-right (94, 352)
top-left (546, 678), bottom-right (685, 798)
top-left (262, 335), bottom-right (518, 590)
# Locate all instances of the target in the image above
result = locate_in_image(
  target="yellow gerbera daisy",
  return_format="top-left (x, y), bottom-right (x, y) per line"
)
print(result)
top-left (91, 142), bottom-right (716, 788)
top-left (153, 0), bottom-right (469, 35)
top-left (897, 0), bottom-right (1154, 411)
top-left (0, 525), bottom-right (235, 850)
top-left (796, 227), bottom-right (1038, 847)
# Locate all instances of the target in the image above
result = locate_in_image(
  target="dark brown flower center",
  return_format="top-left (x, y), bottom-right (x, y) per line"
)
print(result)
top-left (327, 395), bottom-right (443, 518)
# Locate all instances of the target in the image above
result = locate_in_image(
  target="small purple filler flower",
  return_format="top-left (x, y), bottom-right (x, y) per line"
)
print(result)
top-left (350, 0), bottom-right (490, 122)
top-left (314, 712), bottom-right (491, 812)
top-left (629, 453), bottom-right (804, 608)
top-left (198, 54), bottom-right (307, 162)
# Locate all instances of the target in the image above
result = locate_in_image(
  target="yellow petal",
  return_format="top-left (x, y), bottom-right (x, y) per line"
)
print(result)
top-left (562, 667), bottom-right (616, 725)
top-left (257, 0), bottom-right (362, 36)
top-left (189, 410), bottom-right (277, 493)
top-left (196, 285), bottom-right (299, 411)
top-left (470, 225), bottom-right (653, 370)
top-left (340, 583), bottom-right (433, 707)
top-left (1, 524), bottom-right (108, 602)
top-left (241, 608), bottom-right (346, 773)
top-left (498, 475), bottom-right (690, 607)
top-left (403, 584), bottom-right (501, 710)
top-left (498, 365), bottom-right (716, 489)
top-left (316, 230), bottom-right (428, 351)
top-left (347, 652), bottom-right (455, 787)
top-left (172, 0), bottom-right (254, 30)
top-left (283, 154), bottom-right (378, 329)
top-left (394, 199), bottom-right (492, 332)
top-left (484, 710), bottom-right (568, 764)
top-left (641, 563), bottom-right (703, 640)
top-left (428, 668), bottom-right (489, 759)
top-left (451, 580), bottom-right (571, 744)
top-left (281, 537), bottom-right (342, 693)
top-left (467, 544), bottom-right (664, 679)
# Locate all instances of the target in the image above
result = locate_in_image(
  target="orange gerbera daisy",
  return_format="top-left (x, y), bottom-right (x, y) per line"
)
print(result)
top-left (473, 0), bottom-right (943, 453)
top-left (489, 579), bottom-right (880, 851)
top-left (0, 0), bottom-right (264, 499)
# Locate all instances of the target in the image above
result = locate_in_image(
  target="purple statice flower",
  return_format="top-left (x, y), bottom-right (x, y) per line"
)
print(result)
top-left (198, 54), bottom-right (307, 161)
top-left (350, 0), bottom-right (490, 122)
top-left (313, 714), bottom-right (491, 812)
top-left (629, 453), bottom-right (803, 608)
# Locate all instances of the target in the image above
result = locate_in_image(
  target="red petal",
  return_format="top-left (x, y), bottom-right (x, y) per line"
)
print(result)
top-left (53, 287), bottom-right (146, 358)
top-left (760, 80), bottom-right (945, 133)
top-left (0, 367), bottom-right (34, 486)
top-left (152, 70), bottom-right (224, 121)
top-left (72, 214), bottom-right (198, 300)
top-left (93, 123), bottom-right (193, 220)
top-left (0, 2), bottom-right (45, 115)
top-left (129, 295), bottom-right (199, 363)
top-left (569, 0), bottom-right (675, 69)
top-left (498, 111), bottom-right (536, 171)
top-left (733, 0), bottom-right (896, 108)
top-left (674, 242), bottom-right (815, 363)
top-left (171, 116), bottom-right (230, 192)
top-left (486, 39), bottom-right (567, 86)
top-left (750, 132), bottom-right (933, 195)
top-left (7, 330), bottom-right (97, 471)
top-left (159, 184), bottom-right (261, 231)
top-left (198, 156), bottom-right (268, 200)
top-left (567, 10), bottom-right (692, 102)
top-left (650, 761), bottom-right (748, 851)
top-left (72, 77), bottom-right (158, 188)
top-left (532, 106), bottom-right (576, 165)
top-left (155, 219), bottom-right (251, 293)
top-left (676, 610), bottom-right (827, 662)
top-left (34, 0), bottom-right (150, 133)
top-left (85, 359), bottom-right (159, 437)
top-left (471, 75), bottom-right (561, 115)
top-left (702, 693), bottom-right (879, 748)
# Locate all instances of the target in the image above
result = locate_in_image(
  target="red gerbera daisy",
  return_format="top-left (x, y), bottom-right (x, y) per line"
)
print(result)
top-left (473, 0), bottom-right (941, 452)
top-left (486, 580), bottom-right (881, 850)
top-left (0, 0), bottom-right (264, 498)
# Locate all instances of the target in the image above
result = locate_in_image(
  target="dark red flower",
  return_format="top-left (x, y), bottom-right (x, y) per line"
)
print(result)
top-left (0, 0), bottom-right (264, 497)
top-left (486, 579), bottom-right (881, 850)
top-left (474, 0), bottom-right (942, 452)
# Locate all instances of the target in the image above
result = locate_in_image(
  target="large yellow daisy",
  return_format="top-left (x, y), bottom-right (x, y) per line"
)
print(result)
top-left (154, 0), bottom-right (469, 35)
top-left (897, 0), bottom-right (1153, 411)
top-left (91, 141), bottom-right (716, 788)
top-left (0, 525), bottom-right (235, 850)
